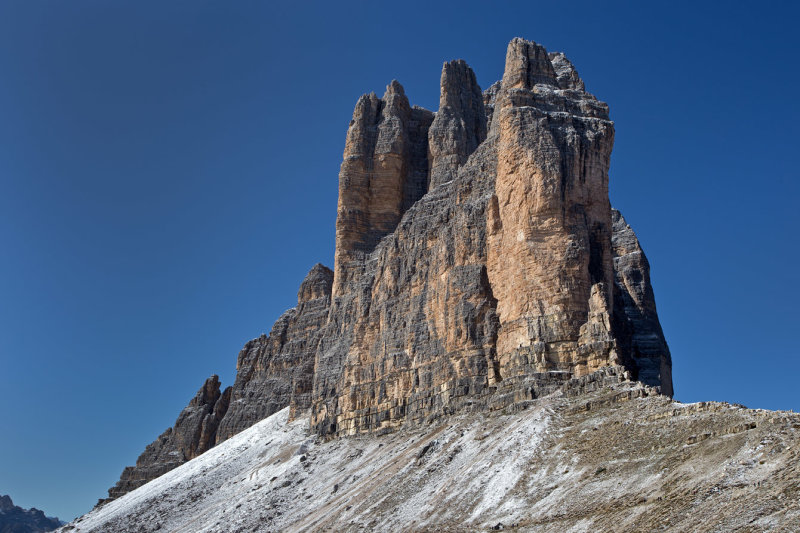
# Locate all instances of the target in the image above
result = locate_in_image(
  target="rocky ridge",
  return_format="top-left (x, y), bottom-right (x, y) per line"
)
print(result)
top-left (102, 37), bottom-right (673, 502)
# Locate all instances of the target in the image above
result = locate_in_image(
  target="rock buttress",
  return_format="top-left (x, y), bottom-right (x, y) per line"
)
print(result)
top-left (104, 264), bottom-right (332, 501)
top-left (486, 38), bottom-right (619, 379)
top-left (215, 263), bottom-right (333, 440)
top-left (611, 209), bottom-right (674, 395)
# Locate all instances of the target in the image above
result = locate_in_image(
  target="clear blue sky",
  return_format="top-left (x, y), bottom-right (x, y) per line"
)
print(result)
top-left (1, 0), bottom-right (798, 521)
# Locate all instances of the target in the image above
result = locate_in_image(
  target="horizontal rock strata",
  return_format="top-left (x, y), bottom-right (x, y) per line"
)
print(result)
top-left (310, 37), bottom-right (671, 437)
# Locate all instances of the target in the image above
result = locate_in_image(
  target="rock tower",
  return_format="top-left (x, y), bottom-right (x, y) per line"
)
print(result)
top-left (102, 38), bottom-right (673, 503)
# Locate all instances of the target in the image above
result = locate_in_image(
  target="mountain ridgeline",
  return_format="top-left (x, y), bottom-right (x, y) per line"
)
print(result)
top-left (102, 38), bottom-right (673, 503)
top-left (0, 494), bottom-right (62, 533)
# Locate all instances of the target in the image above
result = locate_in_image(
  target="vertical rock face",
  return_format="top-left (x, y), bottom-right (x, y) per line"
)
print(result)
top-left (332, 82), bottom-right (434, 297)
top-left (611, 209), bottom-right (674, 395)
top-left (106, 38), bottom-right (674, 499)
top-left (310, 58), bottom-right (501, 436)
top-left (428, 60), bottom-right (487, 188)
top-left (310, 141), bottom-right (501, 435)
top-left (486, 37), bottom-right (618, 380)
top-left (310, 38), bottom-right (671, 437)
top-left (483, 81), bottom-right (502, 131)
top-left (105, 375), bottom-right (230, 501)
top-left (500, 38), bottom-right (559, 89)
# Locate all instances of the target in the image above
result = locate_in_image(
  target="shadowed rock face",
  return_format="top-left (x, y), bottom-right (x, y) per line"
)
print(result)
top-left (104, 37), bottom-right (673, 500)
top-left (428, 59), bottom-right (487, 189)
top-left (216, 263), bottom-right (333, 440)
top-left (611, 209), bottom-right (674, 396)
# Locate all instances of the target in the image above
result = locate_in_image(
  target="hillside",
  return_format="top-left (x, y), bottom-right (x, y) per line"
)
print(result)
top-left (61, 370), bottom-right (800, 532)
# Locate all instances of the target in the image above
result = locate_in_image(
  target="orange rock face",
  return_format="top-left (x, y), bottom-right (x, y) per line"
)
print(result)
top-left (332, 82), bottom-right (433, 297)
top-left (487, 38), bottom-right (618, 379)
top-left (311, 38), bottom-right (671, 436)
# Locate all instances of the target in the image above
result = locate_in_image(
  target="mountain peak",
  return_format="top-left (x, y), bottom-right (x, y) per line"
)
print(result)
top-left (101, 36), bottom-right (671, 504)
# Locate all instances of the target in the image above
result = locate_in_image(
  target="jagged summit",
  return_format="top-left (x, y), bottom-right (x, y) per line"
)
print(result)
top-left (549, 51), bottom-right (586, 91)
top-left (502, 37), bottom-right (559, 88)
top-left (428, 58), bottom-right (486, 188)
top-left (101, 37), bottom-right (672, 503)
top-left (298, 263), bottom-right (333, 303)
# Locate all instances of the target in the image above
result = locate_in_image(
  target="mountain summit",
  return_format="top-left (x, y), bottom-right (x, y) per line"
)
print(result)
top-left (104, 37), bottom-right (673, 503)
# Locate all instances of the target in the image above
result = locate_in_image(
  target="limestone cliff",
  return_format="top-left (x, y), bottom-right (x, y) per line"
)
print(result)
top-left (104, 37), bottom-right (673, 501)
top-left (487, 38), bottom-right (618, 381)
top-left (611, 209), bottom-right (673, 397)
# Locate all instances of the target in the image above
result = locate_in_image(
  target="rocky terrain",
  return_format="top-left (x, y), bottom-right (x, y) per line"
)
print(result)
top-left (0, 495), bottom-right (62, 533)
top-left (97, 35), bottom-right (681, 518)
top-left (60, 371), bottom-right (800, 532)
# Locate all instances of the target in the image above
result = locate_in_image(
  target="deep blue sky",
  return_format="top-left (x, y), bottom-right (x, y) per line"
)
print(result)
top-left (1, 0), bottom-right (798, 521)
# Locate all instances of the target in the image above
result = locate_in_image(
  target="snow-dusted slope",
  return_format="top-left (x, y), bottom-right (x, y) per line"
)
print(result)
top-left (61, 383), bottom-right (800, 532)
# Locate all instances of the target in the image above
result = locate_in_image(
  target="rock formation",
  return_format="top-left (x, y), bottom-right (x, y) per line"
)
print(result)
top-left (103, 264), bottom-right (332, 501)
top-left (487, 37), bottom-right (617, 381)
top-left (103, 375), bottom-right (230, 502)
top-left (427, 59), bottom-right (487, 188)
top-left (216, 263), bottom-right (333, 439)
top-left (611, 209), bottom-right (674, 396)
top-left (332, 82), bottom-right (434, 297)
top-left (0, 494), bottom-right (62, 532)
top-left (103, 37), bottom-right (673, 501)
top-left (309, 37), bottom-right (670, 437)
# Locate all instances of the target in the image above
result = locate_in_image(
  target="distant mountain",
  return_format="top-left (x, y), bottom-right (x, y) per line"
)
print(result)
top-left (0, 494), bottom-right (61, 533)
